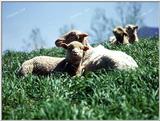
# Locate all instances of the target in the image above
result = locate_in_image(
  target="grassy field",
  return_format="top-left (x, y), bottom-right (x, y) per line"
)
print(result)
top-left (2, 38), bottom-right (159, 120)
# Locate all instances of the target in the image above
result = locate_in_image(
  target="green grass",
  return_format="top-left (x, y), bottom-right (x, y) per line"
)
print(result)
top-left (2, 38), bottom-right (159, 120)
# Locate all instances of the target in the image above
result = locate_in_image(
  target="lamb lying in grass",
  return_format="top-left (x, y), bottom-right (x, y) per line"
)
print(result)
top-left (109, 26), bottom-right (129, 45)
top-left (18, 41), bottom-right (89, 76)
top-left (53, 30), bottom-right (138, 75)
top-left (125, 24), bottom-right (139, 43)
top-left (18, 56), bottom-right (65, 76)
top-left (82, 45), bottom-right (138, 72)
top-left (55, 30), bottom-right (93, 49)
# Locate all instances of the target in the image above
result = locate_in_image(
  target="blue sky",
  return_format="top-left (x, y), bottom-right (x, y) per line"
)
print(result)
top-left (2, 2), bottom-right (159, 51)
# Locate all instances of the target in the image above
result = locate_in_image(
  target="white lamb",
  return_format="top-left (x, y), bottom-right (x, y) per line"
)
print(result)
top-left (18, 41), bottom-right (89, 76)
top-left (82, 45), bottom-right (138, 72)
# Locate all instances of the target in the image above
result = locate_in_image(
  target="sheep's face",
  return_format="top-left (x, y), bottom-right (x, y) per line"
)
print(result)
top-left (112, 26), bottom-right (128, 42)
top-left (125, 24), bottom-right (138, 36)
top-left (61, 41), bottom-right (89, 61)
top-left (55, 30), bottom-right (88, 47)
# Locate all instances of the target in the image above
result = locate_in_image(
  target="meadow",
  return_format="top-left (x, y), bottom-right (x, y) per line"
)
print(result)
top-left (2, 38), bottom-right (159, 120)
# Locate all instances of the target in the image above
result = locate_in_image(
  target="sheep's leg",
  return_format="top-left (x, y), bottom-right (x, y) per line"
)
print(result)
top-left (75, 65), bottom-right (84, 77)
top-left (80, 64), bottom-right (86, 73)
top-left (74, 69), bottom-right (82, 77)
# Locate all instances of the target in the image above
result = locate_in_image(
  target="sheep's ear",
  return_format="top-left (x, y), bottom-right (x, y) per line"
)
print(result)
top-left (61, 43), bottom-right (68, 49)
top-left (126, 25), bottom-right (131, 30)
top-left (78, 33), bottom-right (88, 38)
top-left (55, 38), bottom-right (65, 47)
top-left (134, 25), bottom-right (138, 29)
top-left (83, 46), bottom-right (89, 51)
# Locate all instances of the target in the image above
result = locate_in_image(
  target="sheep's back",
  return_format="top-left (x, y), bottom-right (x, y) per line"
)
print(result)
top-left (32, 56), bottom-right (65, 74)
top-left (83, 45), bottom-right (138, 71)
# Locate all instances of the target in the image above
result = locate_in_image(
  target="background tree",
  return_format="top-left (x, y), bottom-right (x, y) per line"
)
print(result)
top-left (116, 2), bottom-right (144, 26)
top-left (59, 24), bottom-right (75, 35)
top-left (30, 28), bottom-right (46, 50)
top-left (22, 27), bottom-right (46, 51)
top-left (89, 8), bottom-right (117, 43)
top-left (125, 2), bottom-right (144, 26)
top-left (90, 8), bottom-right (107, 42)
top-left (116, 2), bottom-right (127, 26)
top-left (22, 39), bottom-right (31, 51)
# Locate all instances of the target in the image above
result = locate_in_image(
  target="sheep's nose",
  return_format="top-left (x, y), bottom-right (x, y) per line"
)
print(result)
top-left (72, 51), bottom-right (78, 56)
top-left (72, 48), bottom-right (80, 55)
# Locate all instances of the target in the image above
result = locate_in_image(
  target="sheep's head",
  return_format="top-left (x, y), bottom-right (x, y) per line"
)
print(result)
top-left (61, 41), bottom-right (89, 62)
top-left (112, 26), bottom-right (128, 43)
top-left (55, 30), bottom-right (88, 47)
top-left (125, 24), bottom-right (138, 36)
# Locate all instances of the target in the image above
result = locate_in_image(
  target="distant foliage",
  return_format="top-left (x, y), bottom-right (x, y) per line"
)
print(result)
top-left (59, 24), bottom-right (75, 36)
top-left (22, 27), bottom-right (46, 51)
top-left (30, 28), bottom-right (46, 50)
top-left (116, 2), bottom-right (144, 26)
top-left (90, 8), bottom-right (116, 43)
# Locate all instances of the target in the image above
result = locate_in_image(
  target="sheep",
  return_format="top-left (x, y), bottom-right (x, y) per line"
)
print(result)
top-left (109, 26), bottom-right (129, 45)
top-left (60, 41), bottom-right (89, 76)
top-left (55, 30), bottom-right (93, 49)
top-left (82, 44), bottom-right (138, 72)
top-left (18, 56), bottom-right (65, 76)
top-left (18, 41), bottom-right (89, 77)
top-left (54, 30), bottom-right (137, 74)
top-left (125, 24), bottom-right (139, 43)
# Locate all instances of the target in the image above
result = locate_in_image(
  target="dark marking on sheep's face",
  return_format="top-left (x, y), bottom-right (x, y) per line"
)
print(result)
top-left (112, 26), bottom-right (128, 44)
top-left (125, 24), bottom-right (138, 36)
top-left (125, 24), bottom-right (139, 43)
